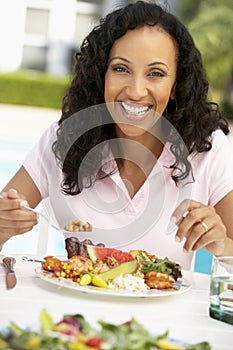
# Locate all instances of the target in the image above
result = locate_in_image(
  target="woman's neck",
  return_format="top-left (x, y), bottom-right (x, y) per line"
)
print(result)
top-left (114, 122), bottom-right (164, 164)
top-left (112, 124), bottom-right (165, 198)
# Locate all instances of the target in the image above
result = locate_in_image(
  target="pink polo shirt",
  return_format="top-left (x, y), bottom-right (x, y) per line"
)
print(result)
top-left (23, 122), bottom-right (233, 269)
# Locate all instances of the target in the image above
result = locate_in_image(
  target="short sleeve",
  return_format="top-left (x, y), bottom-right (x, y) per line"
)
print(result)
top-left (208, 130), bottom-right (233, 206)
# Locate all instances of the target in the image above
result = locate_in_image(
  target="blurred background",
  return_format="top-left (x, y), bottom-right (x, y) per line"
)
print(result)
top-left (0, 0), bottom-right (232, 272)
top-left (0, 0), bottom-right (232, 114)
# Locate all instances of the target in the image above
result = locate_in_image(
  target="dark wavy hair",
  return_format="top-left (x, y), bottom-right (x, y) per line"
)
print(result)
top-left (53, 0), bottom-right (229, 195)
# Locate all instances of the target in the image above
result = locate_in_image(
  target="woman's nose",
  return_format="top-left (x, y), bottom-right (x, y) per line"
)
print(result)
top-left (125, 75), bottom-right (148, 99)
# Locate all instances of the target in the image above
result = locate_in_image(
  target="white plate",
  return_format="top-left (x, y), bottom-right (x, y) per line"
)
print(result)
top-left (35, 266), bottom-right (191, 298)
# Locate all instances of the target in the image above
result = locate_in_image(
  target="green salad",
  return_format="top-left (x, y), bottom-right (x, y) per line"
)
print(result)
top-left (0, 309), bottom-right (210, 350)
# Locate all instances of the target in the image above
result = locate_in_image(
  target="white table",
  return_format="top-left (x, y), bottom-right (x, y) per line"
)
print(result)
top-left (0, 254), bottom-right (232, 349)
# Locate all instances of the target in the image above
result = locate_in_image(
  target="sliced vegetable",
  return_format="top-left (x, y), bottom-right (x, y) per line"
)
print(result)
top-left (97, 260), bottom-right (138, 282)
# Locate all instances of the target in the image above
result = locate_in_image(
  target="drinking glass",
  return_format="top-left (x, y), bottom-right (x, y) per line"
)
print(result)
top-left (209, 256), bottom-right (233, 325)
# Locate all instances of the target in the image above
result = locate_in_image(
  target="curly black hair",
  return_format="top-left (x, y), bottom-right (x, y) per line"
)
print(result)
top-left (53, 0), bottom-right (229, 195)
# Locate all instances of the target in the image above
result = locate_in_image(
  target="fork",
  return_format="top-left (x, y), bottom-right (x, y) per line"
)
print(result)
top-left (22, 203), bottom-right (71, 235)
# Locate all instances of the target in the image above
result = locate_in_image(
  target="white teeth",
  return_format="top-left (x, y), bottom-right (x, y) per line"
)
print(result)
top-left (121, 102), bottom-right (150, 115)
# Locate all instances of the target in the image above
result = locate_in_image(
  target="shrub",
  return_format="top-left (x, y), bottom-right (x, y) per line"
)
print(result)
top-left (0, 70), bottom-right (70, 109)
top-left (221, 99), bottom-right (233, 120)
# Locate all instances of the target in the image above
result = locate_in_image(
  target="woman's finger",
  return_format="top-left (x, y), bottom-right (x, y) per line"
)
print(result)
top-left (0, 217), bottom-right (37, 230)
top-left (0, 198), bottom-right (28, 211)
top-left (175, 206), bottom-right (212, 243)
top-left (0, 208), bottom-right (37, 222)
top-left (182, 218), bottom-right (214, 252)
top-left (171, 199), bottom-right (203, 225)
top-left (6, 188), bottom-right (20, 199)
top-left (0, 225), bottom-right (37, 239)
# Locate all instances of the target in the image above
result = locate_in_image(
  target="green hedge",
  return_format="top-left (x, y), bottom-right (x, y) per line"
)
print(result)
top-left (0, 71), bottom-right (70, 109)
top-left (1, 70), bottom-right (232, 120)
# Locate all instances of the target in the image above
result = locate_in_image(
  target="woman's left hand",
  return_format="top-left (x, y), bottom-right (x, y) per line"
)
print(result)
top-left (171, 199), bottom-right (227, 256)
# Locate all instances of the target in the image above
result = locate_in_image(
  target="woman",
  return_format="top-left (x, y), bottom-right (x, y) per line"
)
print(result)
top-left (1, 1), bottom-right (233, 269)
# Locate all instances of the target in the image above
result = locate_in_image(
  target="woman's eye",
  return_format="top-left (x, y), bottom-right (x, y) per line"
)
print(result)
top-left (149, 71), bottom-right (165, 77)
top-left (112, 66), bottom-right (128, 73)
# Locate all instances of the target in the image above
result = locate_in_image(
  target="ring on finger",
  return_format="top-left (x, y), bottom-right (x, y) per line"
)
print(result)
top-left (200, 220), bottom-right (208, 233)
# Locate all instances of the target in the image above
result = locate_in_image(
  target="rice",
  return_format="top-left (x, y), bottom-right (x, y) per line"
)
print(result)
top-left (108, 274), bottom-right (149, 293)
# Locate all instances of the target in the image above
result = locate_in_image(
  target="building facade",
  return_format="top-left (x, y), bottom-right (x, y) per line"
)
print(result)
top-left (0, 0), bottom-right (176, 76)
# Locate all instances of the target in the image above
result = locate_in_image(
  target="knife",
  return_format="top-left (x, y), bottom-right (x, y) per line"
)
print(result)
top-left (2, 257), bottom-right (17, 289)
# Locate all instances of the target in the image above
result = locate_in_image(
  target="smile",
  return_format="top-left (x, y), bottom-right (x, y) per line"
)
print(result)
top-left (119, 102), bottom-right (152, 122)
top-left (121, 102), bottom-right (151, 116)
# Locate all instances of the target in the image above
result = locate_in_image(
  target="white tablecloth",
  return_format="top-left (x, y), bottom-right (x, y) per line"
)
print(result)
top-left (0, 254), bottom-right (232, 349)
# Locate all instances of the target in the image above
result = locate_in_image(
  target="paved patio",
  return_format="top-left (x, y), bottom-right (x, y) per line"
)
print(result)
top-left (0, 103), bottom-right (60, 146)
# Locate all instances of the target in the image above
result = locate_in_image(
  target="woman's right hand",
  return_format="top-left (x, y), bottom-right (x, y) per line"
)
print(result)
top-left (0, 189), bottom-right (38, 248)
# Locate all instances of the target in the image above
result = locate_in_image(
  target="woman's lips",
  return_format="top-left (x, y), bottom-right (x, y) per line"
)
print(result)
top-left (119, 102), bottom-right (153, 122)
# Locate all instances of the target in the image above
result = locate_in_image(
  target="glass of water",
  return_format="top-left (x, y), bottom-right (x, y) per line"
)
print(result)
top-left (209, 256), bottom-right (233, 325)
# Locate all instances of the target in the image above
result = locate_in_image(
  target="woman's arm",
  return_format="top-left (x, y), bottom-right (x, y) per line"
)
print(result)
top-left (2, 166), bottom-right (42, 207)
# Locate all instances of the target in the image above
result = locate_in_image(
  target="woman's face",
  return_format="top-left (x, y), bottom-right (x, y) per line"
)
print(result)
top-left (104, 25), bottom-right (177, 139)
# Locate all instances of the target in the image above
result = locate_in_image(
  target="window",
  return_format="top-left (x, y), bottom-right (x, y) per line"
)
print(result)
top-left (25, 8), bottom-right (49, 37)
top-left (74, 13), bottom-right (99, 47)
top-left (22, 46), bottom-right (47, 71)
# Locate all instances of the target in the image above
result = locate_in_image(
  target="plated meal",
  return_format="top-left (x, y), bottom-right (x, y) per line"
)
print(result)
top-left (0, 309), bottom-right (211, 349)
top-left (64, 220), bottom-right (93, 233)
top-left (35, 239), bottom-right (190, 297)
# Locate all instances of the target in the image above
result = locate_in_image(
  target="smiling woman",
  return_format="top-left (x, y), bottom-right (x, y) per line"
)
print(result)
top-left (1, 1), bottom-right (233, 272)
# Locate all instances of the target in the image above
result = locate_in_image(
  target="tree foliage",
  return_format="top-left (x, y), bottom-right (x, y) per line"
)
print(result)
top-left (178, 0), bottom-right (233, 113)
top-left (178, 0), bottom-right (202, 24)
top-left (188, 5), bottom-right (233, 90)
